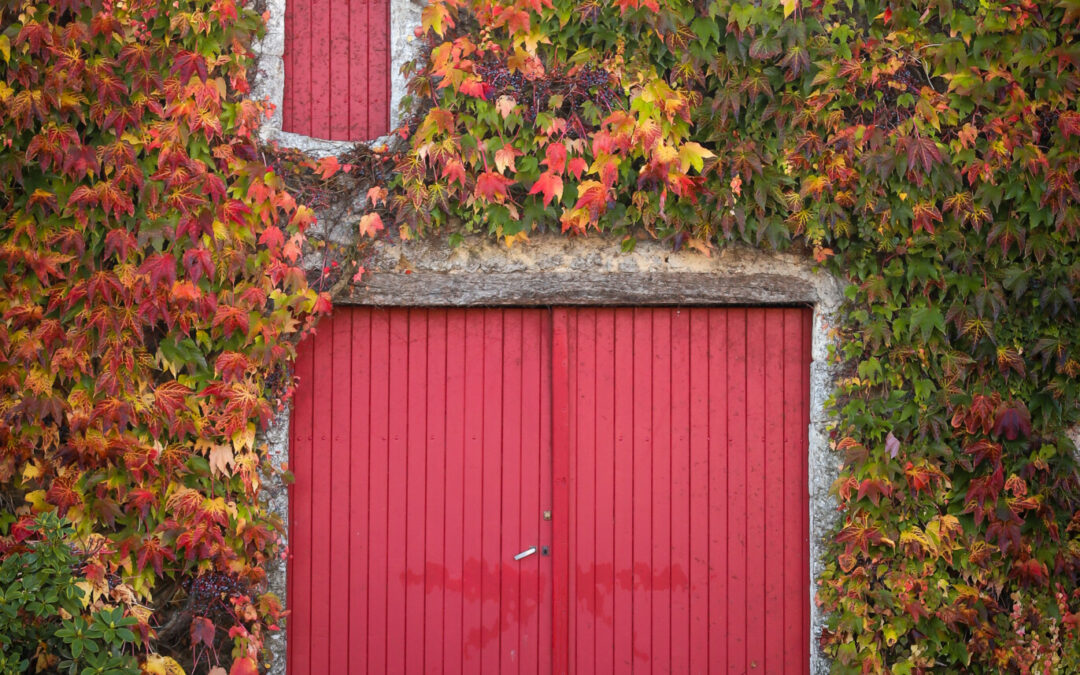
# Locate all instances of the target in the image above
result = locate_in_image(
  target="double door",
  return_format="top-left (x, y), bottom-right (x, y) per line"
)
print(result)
top-left (289, 307), bottom-right (810, 674)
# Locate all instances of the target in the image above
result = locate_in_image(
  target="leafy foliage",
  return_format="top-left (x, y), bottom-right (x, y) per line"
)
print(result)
top-left (363, 0), bottom-right (1080, 671)
top-left (0, 0), bottom-right (328, 670)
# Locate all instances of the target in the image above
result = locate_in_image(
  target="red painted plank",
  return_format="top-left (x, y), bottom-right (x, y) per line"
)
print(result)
top-left (366, 310), bottom-right (390, 673)
top-left (500, 310), bottom-right (523, 673)
top-left (310, 325), bottom-right (333, 675)
top-left (801, 311), bottom-right (813, 675)
top-left (328, 314), bottom-right (352, 673)
top-left (348, 310), bottom-right (371, 675)
top-left (425, 310), bottom-right (447, 675)
top-left (648, 310), bottom-right (671, 674)
top-left (668, 309), bottom-right (691, 675)
top-left (406, 310), bottom-right (428, 674)
top-left (538, 310), bottom-right (554, 675)
top-left (708, 308), bottom-right (731, 673)
top-left (745, 309), bottom-right (767, 671)
top-left (593, 309), bottom-right (616, 675)
top-left (551, 308), bottom-right (570, 675)
top-left (282, 0), bottom-right (293, 131)
top-left (461, 312), bottom-right (484, 672)
top-left (308, 0), bottom-right (330, 137)
top-left (763, 310), bottom-right (786, 673)
top-left (289, 332), bottom-right (313, 674)
top-left (443, 310), bottom-right (466, 675)
top-left (519, 310), bottom-right (542, 673)
top-left (348, 0), bottom-right (369, 138)
top-left (724, 309), bottom-right (748, 673)
top-left (369, 0), bottom-right (391, 136)
top-left (328, 0), bottom-right (350, 139)
top-left (611, 308), bottom-right (634, 675)
top-left (481, 311), bottom-right (503, 674)
top-left (687, 309), bottom-right (709, 675)
top-left (631, 309), bottom-right (652, 672)
top-left (574, 309), bottom-right (597, 674)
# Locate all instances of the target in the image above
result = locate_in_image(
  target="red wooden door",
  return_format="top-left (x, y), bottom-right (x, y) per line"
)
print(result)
top-left (290, 306), bottom-right (810, 674)
top-left (290, 308), bottom-right (554, 675)
top-left (283, 0), bottom-right (391, 140)
top-left (554, 307), bottom-right (811, 675)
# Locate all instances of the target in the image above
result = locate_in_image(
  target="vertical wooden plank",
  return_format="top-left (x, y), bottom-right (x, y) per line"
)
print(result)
top-left (565, 309), bottom-right (578, 674)
top-left (289, 335), bottom-right (313, 674)
top-left (369, 0), bottom-right (391, 136)
top-left (594, 309), bottom-right (616, 675)
top-left (551, 308), bottom-right (571, 675)
top-left (309, 0), bottom-right (331, 137)
top-left (310, 325), bottom-right (333, 674)
top-left (425, 310), bottom-right (447, 675)
top-left (329, 0), bottom-right (350, 138)
top-left (745, 310), bottom-right (767, 671)
top-left (801, 310), bottom-right (813, 675)
top-left (687, 309), bottom-right (709, 674)
top-left (462, 312), bottom-right (485, 673)
top-left (519, 310), bottom-right (542, 673)
top-left (290, 0), bottom-right (312, 135)
top-left (724, 309), bottom-right (747, 674)
top-left (443, 310), bottom-right (466, 675)
top-left (704, 308), bottom-right (730, 669)
top-left (651, 309), bottom-right (672, 674)
top-left (386, 310), bottom-right (409, 674)
top-left (669, 309), bottom-right (691, 675)
top-left (500, 310), bottom-right (524, 674)
top-left (763, 311), bottom-right (786, 673)
top-left (539, 309), bottom-right (555, 675)
top-left (348, 309), bottom-right (371, 675)
top-left (328, 314), bottom-right (352, 673)
top-left (406, 310), bottom-right (428, 674)
top-left (612, 308), bottom-right (634, 675)
top-left (632, 309), bottom-right (653, 672)
top-left (481, 310), bottom-right (503, 674)
top-left (367, 310), bottom-right (390, 674)
top-left (574, 309), bottom-right (597, 674)
top-left (282, 0), bottom-right (293, 131)
top-left (348, 0), bottom-right (369, 139)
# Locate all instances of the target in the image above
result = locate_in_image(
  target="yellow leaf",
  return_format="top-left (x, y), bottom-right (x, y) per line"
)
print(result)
top-left (209, 444), bottom-right (235, 477)
top-left (0, 35), bottom-right (9, 63)
top-left (143, 654), bottom-right (187, 675)
top-left (782, 0), bottom-right (799, 18)
top-left (25, 489), bottom-right (52, 512)
top-left (678, 141), bottom-right (714, 174)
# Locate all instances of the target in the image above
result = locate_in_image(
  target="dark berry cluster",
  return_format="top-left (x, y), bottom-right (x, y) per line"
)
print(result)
top-left (473, 58), bottom-right (620, 132)
top-left (184, 572), bottom-right (249, 620)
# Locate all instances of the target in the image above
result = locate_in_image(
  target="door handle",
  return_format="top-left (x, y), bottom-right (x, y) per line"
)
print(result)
top-left (513, 546), bottom-right (537, 561)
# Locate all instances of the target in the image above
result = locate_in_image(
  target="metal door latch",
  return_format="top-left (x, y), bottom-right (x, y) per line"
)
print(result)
top-left (514, 547), bottom-right (537, 561)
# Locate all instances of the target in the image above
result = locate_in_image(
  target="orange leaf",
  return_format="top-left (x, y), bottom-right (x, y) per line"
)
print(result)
top-left (529, 171), bottom-right (564, 207)
top-left (229, 658), bottom-right (259, 675)
top-left (359, 212), bottom-right (385, 238)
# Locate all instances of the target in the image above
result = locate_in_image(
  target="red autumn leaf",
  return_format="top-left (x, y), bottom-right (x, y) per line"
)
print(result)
top-left (258, 225), bottom-right (285, 250)
top-left (136, 536), bottom-right (176, 576)
top-left (215, 352), bottom-right (251, 381)
top-left (191, 616), bottom-right (216, 648)
top-left (141, 253), bottom-right (177, 287)
top-left (1059, 111), bottom-right (1080, 139)
top-left (315, 156), bottom-right (341, 180)
top-left (529, 171), bottom-right (564, 207)
top-left (229, 658), bottom-right (259, 675)
top-left (543, 142), bottom-right (567, 175)
top-left (155, 381), bottom-right (192, 423)
top-left (568, 156), bottom-right (588, 180)
top-left (183, 247), bottom-right (214, 283)
top-left (900, 133), bottom-right (944, 177)
top-left (213, 304), bottom-right (250, 339)
top-left (993, 401), bottom-right (1032, 440)
top-left (359, 212), bottom-right (385, 238)
top-left (474, 171), bottom-right (514, 203)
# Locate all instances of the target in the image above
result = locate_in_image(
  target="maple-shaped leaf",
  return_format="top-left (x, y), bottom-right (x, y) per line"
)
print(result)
top-left (421, 2), bottom-right (455, 36)
top-left (215, 352), bottom-right (251, 381)
top-left (155, 381), bottom-right (192, 424)
top-left (315, 156), bottom-right (341, 180)
top-left (208, 443), bottom-right (235, 477)
top-left (1059, 111), bottom-right (1080, 139)
top-left (359, 212), bottom-right (385, 238)
top-left (543, 142), bottom-right (567, 175)
top-left (529, 171), bottom-right (564, 207)
top-left (911, 201), bottom-right (943, 234)
top-left (678, 142), bottom-right (714, 173)
top-left (475, 171), bottom-right (514, 203)
top-left (229, 658), bottom-right (259, 675)
top-left (259, 225), bottom-right (285, 250)
top-left (442, 159), bottom-right (467, 187)
top-left (993, 401), bottom-right (1032, 440)
top-left (568, 157), bottom-right (588, 180)
top-left (140, 253), bottom-right (177, 287)
top-left (900, 133), bottom-right (944, 177)
top-left (136, 536), bottom-right (176, 576)
top-left (367, 186), bottom-right (389, 207)
top-left (191, 616), bottom-right (215, 648)
top-left (495, 144), bottom-right (522, 174)
top-left (495, 95), bottom-right (517, 118)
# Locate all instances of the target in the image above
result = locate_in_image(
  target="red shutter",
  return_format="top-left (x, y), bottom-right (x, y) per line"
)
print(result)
top-left (283, 0), bottom-right (391, 140)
